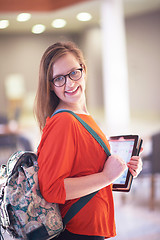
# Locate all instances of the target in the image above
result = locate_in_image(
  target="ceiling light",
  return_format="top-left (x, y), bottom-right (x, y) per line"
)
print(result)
top-left (32, 24), bottom-right (46, 34)
top-left (17, 13), bottom-right (31, 22)
top-left (0, 20), bottom-right (9, 29)
top-left (51, 19), bottom-right (66, 28)
top-left (76, 12), bottom-right (92, 22)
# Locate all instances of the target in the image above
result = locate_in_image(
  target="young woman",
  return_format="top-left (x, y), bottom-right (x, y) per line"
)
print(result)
top-left (35, 42), bottom-right (142, 240)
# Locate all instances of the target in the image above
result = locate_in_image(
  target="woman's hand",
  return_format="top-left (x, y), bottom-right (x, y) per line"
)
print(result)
top-left (127, 151), bottom-right (143, 178)
top-left (102, 154), bottom-right (127, 183)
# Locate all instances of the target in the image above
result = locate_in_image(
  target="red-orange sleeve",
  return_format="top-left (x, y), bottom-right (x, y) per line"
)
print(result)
top-left (37, 113), bottom-right (76, 204)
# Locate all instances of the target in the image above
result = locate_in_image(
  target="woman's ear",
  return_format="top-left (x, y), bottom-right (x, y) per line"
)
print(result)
top-left (83, 71), bottom-right (87, 81)
top-left (81, 64), bottom-right (87, 78)
top-left (82, 68), bottom-right (87, 81)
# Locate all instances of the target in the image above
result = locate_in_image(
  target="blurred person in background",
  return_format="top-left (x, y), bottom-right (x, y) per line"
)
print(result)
top-left (35, 41), bottom-right (143, 240)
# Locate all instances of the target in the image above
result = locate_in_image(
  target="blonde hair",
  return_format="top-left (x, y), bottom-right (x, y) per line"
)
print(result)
top-left (34, 41), bottom-right (87, 131)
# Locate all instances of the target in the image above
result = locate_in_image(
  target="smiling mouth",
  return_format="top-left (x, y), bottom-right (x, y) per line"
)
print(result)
top-left (65, 86), bottom-right (79, 94)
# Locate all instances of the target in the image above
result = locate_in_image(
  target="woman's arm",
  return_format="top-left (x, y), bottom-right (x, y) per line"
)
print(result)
top-left (64, 154), bottom-right (127, 200)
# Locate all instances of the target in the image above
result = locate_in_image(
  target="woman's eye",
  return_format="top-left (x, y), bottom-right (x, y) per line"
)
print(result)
top-left (55, 76), bottom-right (64, 82)
top-left (71, 70), bottom-right (78, 76)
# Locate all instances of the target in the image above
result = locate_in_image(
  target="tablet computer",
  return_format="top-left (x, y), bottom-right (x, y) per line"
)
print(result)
top-left (109, 135), bottom-right (143, 192)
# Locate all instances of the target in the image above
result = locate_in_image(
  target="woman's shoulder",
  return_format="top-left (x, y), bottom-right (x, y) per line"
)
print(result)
top-left (38, 112), bottom-right (78, 154)
top-left (43, 111), bottom-right (77, 133)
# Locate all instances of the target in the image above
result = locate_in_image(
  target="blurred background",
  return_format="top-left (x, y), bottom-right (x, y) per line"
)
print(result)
top-left (0, 0), bottom-right (160, 239)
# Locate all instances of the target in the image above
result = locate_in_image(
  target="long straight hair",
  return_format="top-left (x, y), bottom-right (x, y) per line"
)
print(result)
top-left (34, 41), bottom-right (87, 131)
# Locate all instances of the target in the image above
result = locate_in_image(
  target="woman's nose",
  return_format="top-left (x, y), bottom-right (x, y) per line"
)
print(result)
top-left (65, 76), bottom-right (74, 86)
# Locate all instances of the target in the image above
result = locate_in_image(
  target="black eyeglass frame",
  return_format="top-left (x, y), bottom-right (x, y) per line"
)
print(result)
top-left (51, 68), bottom-right (83, 87)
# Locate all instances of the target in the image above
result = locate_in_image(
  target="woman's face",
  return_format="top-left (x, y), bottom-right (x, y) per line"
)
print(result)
top-left (50, 53), bottom-right (86, 108)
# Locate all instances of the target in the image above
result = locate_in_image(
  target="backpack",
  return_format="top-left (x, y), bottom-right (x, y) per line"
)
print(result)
top-left (0, 151), bottom-right (63, 240)
top-left (0, 110), bottom-right (111, 240)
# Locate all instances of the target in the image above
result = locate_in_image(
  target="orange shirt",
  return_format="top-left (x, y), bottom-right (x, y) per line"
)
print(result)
top-left (37, 112), bottom-right (116, 238)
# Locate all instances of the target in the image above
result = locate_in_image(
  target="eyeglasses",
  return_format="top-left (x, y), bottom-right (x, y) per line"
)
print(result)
top-left (51, 68), bottom-right (83, 87)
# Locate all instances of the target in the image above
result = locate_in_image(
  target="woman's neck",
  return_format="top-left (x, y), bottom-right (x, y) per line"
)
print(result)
top-left (55, 100), bottom-right (89, 115)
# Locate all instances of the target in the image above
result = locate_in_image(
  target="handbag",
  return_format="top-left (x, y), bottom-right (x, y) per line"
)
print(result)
top-left (0, 110), bottom-right (110, 240)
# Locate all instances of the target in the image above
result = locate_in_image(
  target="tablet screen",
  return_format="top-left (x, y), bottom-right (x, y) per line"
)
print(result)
top-left (109, 138), bottom-right (134, 184)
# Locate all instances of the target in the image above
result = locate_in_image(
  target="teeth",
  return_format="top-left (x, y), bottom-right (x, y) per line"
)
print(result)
top-left (66, 86), bottom-right (78, 93)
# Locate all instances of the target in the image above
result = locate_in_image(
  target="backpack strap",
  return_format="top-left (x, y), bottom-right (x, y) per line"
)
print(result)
top-left (51, 109), bottom-right (111, 226)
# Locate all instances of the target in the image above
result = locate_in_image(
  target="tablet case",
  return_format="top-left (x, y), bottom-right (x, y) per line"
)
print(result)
top-left (109, 135), bottom-right (143, 192)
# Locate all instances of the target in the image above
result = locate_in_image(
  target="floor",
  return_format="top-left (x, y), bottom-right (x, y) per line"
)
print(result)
top-left (2, 174), bottom-right (160, 240)
top-left (112, 174), bottom-right (160, 240)
top-left (112, 196), bottom-right (160, 240)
